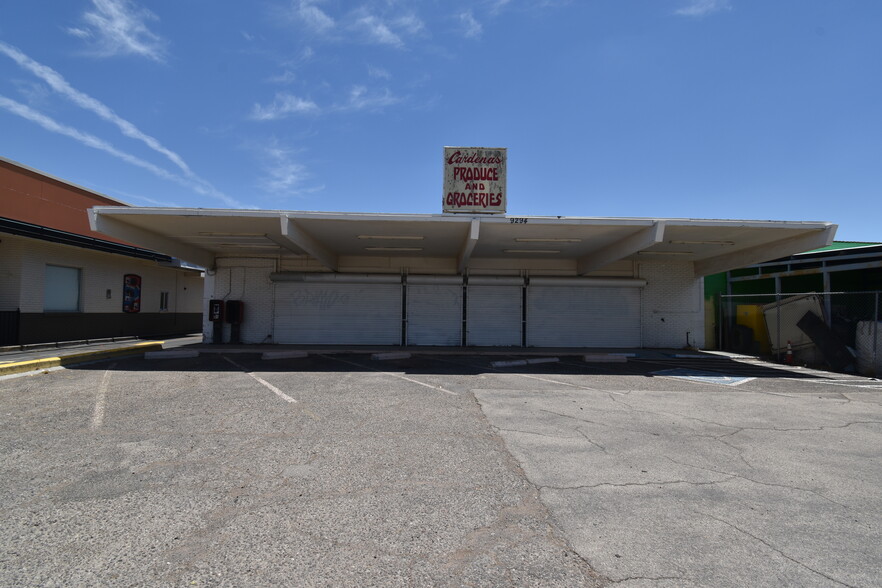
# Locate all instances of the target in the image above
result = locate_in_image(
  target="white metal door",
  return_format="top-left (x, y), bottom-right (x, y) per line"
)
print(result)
top-left (526, 285), bottom-right (641, 347)
top-left (406, 282), bottom-right (462, 346)
top-left (466, 283), bottom-right (523, 346)
top-left (273, 282), bottom-right (402, 344)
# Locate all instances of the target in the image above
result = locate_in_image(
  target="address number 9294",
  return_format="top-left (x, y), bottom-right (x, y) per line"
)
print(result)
top-left (509, 218), bottom-right (528, 224)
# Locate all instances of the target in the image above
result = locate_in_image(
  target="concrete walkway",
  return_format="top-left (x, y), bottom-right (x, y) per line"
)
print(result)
top-left (0, 335), bottom-right (207, 376)
top-left (1, 334), bottom-right (726, 378)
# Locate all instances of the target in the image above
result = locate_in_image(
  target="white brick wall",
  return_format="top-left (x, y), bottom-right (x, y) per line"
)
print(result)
top-left (204, 255), bottom-right (709, 349)
top-left (207, 258), bottom-right (276, 344)
top-left (4, 234), bottom-right (202, 314)
top-left (639, 261), bottom-right (705, 349)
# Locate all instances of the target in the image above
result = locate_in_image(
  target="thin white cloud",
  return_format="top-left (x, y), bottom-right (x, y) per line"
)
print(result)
top-left (250, 93), bottom-right (319, 120)
top-left (67, 0), bottom-right (167, 61)
top-left (110, 188), bottom-right (183, 207)
top-left (353, 14), bottom-right (403, 47)
top-left (0, 95), bottom-right (167, 177)
top-left (267, 70), bottom-right (297, 84)
top-left (67, 28), bottom-right (91, 40)
top-left (0, 41), bottom-right (190, 175)
top-left (675, 0), bottom-right (732, 17)
top-left (394, 14), bottom-right (425, 36)
top-left (489, 0), bottom-right (513, 16)
top-left (247, 137), bottom-right (323, 196)
top-left (367, 65), bottom-right (391, 80)
top-left (0, 95), bottom-right (247, 208)
top-left (341, 85), bottom-right (401, 112)
top-left (249, 85), bottom-right (401, 119)
top-left (285, 4), bottom-right (424, 49)
top-left (261, 140), bottom-right (311, 194)
top-left (11, 79), bottom-right (52, 108)
top-left (295, 0), bottom-right (335, 34)
top-left (346, 7), bottom-right (425, 49)
top-left (458, 11), bottom-right (483, 39)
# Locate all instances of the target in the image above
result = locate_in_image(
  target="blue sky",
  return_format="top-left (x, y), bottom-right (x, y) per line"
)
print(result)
top-left (1, 0), bottom-right (879, 241)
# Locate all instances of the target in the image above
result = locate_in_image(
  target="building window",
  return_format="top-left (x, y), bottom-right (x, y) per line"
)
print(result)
top-left (44, 265), bottom-right (81, 312)
top-left (160, 291), bottom-right (170, 311)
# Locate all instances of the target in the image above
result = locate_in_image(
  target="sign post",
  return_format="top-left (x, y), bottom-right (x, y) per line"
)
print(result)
top-left (443, 147), bottom-right (506, 214)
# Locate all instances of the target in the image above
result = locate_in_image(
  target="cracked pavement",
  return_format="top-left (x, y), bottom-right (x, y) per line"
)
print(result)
top-left (1, 352), bottom-right (880, 586)
top-left (0, 354), bottom-right (602, 587)
top-left (473, 360), bottom-right (882, 587)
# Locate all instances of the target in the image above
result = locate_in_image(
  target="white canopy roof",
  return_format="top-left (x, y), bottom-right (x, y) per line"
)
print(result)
top-left (88, 207), bottom-right (836, 278)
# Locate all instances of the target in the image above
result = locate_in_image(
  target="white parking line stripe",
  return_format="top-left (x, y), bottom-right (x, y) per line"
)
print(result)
top-left (785, 378), bottom-right (882, 389)
top-left (511, 373), bottom-right (627, 395)
top-left (223, 356), bottom-right (298, 403)
top-left (321, 355), bottom-right (459, 396)
top-left (428, 356), bottom-right (625, 395)
top-left (90, 363), bottom-right (116, 429)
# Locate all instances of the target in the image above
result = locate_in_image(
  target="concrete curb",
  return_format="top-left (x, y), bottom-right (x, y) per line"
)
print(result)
top-left (0, 341), bottom-right (164, 376)
top-left (144, 350), bottom-right (199, 360)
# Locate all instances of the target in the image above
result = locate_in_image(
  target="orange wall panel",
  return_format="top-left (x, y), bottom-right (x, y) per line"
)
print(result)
top-left (0, 160), bottom-right (133, 246)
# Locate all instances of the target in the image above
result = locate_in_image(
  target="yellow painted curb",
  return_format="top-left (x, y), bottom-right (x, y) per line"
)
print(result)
top-left (0, 341), bottom-right (164, 376)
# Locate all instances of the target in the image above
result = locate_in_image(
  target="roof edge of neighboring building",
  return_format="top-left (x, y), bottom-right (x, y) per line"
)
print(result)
top-left (800, 241), bottom-right (882, 255)
top-left (0, 156), bottom-right (130, 207)
top-left (0, 216), bottom-right (177, 264)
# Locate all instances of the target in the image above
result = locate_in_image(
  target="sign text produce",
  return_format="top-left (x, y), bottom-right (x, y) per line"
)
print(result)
top-left (442, 147), bottom-right (506, 214)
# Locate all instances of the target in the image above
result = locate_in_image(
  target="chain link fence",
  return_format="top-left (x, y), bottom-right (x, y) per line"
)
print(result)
top-left (718, 291), bottom-right (881, 377)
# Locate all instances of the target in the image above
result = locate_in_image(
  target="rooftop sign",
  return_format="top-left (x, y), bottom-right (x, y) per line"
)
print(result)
top-left (442, 147), bottom-right (506, 214)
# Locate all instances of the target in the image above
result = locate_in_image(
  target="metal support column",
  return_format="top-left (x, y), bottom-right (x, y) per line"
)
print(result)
top-left (775, 293), bottom-right (782, 362)
top-left (823, 271), bottom-right (832, 325)
top-left (874, 292), bottom-right (879, 378)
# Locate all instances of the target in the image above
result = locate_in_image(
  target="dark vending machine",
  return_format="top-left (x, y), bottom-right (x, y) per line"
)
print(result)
top-left (225, 300), bottom-right (244, 344)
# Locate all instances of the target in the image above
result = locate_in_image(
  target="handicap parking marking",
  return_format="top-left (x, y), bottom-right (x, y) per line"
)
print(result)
top-left (652, 368), bottom-right (755, 386)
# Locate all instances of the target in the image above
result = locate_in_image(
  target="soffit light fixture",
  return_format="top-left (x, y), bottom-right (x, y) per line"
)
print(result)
top-left (668, 240), bottom-right (735, 246)
top-left (365, 246), bottom-right (424, 252)
top-left (638, 251), bottom-right (693, 256)
top-left (198, 232), bottom-right (266, 237)
top-left (358, 235), bottom-right (424, 240)
top-left (504, 249), bottom-right (561, 254)
top-left (219, 243), bottom-right (276, 249)
top-left (514, 238), bottom-right (582, 243)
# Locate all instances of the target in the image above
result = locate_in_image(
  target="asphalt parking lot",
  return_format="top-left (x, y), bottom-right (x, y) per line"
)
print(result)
top-left (1, 352), bottom-right (880, 587)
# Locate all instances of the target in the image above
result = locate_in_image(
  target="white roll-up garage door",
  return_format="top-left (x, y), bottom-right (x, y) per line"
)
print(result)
top-left (406, 277), bottom-right (462, 346)
top-left (273, 280), bottom-right (402, 344)
top-left (466, 277), bottom-right (523, 347)
top-left (526, 278), bottom-right (643, 347)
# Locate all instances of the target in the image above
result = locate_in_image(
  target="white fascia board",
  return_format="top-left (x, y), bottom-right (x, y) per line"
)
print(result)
top-left (88, 209), bottom-right (217, 269)
top-left (287, 211), bottom-right (479, 224)
top-left (458, 219), bottom-right (480, 274)
top-left (90, 208), bottom-right (835, 231)
top-left (90, 206), bottom-right (284, 219)
top-left (693, 225), bottom-right (837, 278)
top-left (286, 212), bottom-right (657, 227)
top-left (577, 222), bottom-right (665, 275)
top-left (664, 219), bottom-right (835, 230)
top-left (280, 215), bottom-right (339, 271)
top-left (491, 216), bottom-right (658, 227)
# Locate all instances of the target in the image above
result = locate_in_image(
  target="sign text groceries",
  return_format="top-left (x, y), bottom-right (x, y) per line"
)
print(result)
top-left (443, 148), bottom-right (506, 213)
